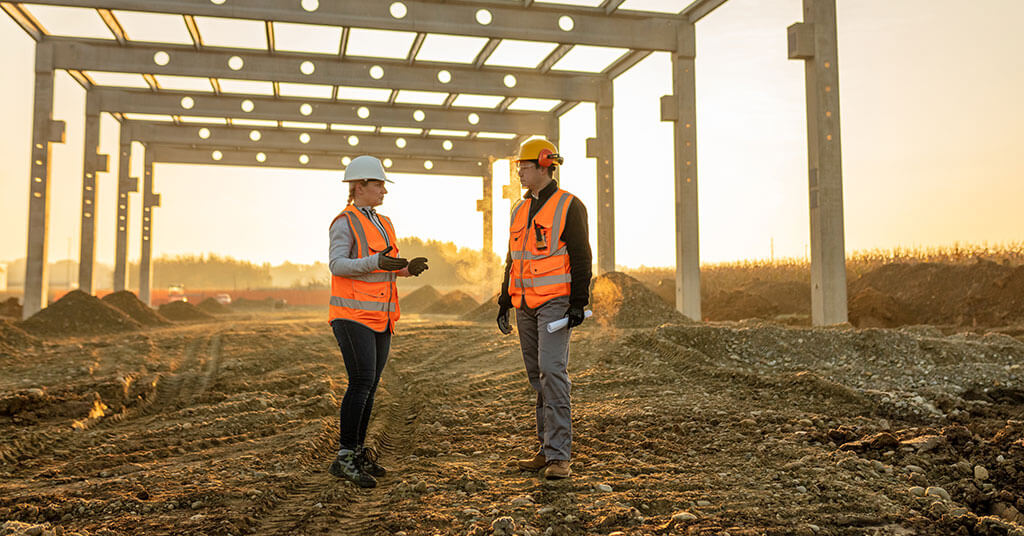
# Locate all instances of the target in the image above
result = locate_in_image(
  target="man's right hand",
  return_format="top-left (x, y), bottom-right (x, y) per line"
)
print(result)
top-left (377, 246), bottom-right (409, 271)
top-left (496, 304), bottom-right (512, 335)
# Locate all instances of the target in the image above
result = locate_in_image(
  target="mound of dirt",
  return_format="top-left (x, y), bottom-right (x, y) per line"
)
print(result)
top-left (741, 280), bottom-right (811, 315)
top-left (850, 259), bottom-right (1013, 326)
top-left (591, 271), bottom-right (687, 328)
top-left (0, 318), bottom-right (38, 355)
top-left (703, 289), bottom-right (779, 321)
top-left (963, 265), bottom-right (1024, 327)
top-left (848, 286), bottom-right (907, 328)
top-left (0, 297), bottom-right (22, 319)
top-left (159, 301), bottom-right (215, 321)
top-left (197, 298), bottom-right (231, 315)
top-left (401, 285), bottom-right (443, 313)
top-left (424, 290), bottom-right (479, 315)
top-left (19, 290), bottom-right (141, 337)
top-left (462, 294), bottom-right (500, 322)
top-left (101, 291), bottom-right (170, 326)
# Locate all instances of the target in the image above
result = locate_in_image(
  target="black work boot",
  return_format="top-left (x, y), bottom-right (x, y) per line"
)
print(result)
top-left (329, 449), bottom-right (377, 488)
top-left (356, 445), bottom-right (387, 477)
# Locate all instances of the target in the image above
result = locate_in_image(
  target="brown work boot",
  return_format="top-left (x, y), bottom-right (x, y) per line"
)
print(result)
top-left (543, 460), bottom-right (571, 480)
top-left (516, 452), bottom-right (547, 471)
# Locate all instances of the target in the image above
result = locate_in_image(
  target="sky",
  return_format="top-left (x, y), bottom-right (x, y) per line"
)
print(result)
top-left (1, 0), bottom-right (1022, 274)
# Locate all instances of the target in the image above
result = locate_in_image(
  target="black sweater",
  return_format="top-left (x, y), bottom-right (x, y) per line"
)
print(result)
top-left (499, 180), bottom-right (593, 310)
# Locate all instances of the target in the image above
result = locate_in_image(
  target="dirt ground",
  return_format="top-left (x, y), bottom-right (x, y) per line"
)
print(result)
top-left (4, 310), bottom-right (1024, 536)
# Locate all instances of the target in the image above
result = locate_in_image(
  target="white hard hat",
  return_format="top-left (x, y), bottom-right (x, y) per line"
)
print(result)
top-left (343, 155), bottom-right (392, 183)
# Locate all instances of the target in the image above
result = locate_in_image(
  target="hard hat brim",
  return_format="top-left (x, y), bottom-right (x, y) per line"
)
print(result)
top-left (342, 177), bottom-right (393, 183)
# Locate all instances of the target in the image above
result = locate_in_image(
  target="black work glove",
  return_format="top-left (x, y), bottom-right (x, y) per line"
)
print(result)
top-left (376, 246), bottom-right (409, 271)
top-left (408, 257), bottom-right (429, 276)
top-left (496, 304), bottom-right (512, 335)
top-left (565, 305), bottom-right (585, 329)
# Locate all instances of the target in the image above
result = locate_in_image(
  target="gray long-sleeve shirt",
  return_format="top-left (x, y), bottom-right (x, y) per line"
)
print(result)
top-left (328, 206), bottom-right (385, 277)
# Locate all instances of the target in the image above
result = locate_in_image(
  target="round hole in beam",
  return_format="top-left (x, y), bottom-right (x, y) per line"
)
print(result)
top-left (256, 152), bottom-right (267, 162)
top-left (413, 110), bottom-right (425, 122)
top-left (301, 0), bottom-right (318, 12)
top-left (357, 106), bottom-right (370, 119)
top-left (558, 15), bottom-right (574, 32)
top-left (211, 150), bottom-right (223, 161)
top-left (442, 140), bottom-right (453, 151)
top-left (228, 56), bottom-right (244, 70)
top-left (249, 130), bottom-right (261, 141)
top-left (503, 74), bottom-right (517, 88)
top-left (475, 9), bottom-right (492, 25)
top-left (423, 160), bottom-right (433, 170)
top-left (395, 137), bottom-right (407, 148)
top-left (389, 2), bottom-right (407, 18)
top-left (437, 70), bottom-right (451, 84)
top-left (210, 0), bottom-right (225, 5)
top-left (198, 127), bottom-right (211, 139)
top-left (300, 103), bottom-right (313, 116)
top-left (383, 158), bottom-right (393, 168)
top-left (299, 154), bottom-right (310, 164)
top-left (299, 132), bottom-right (311, 144)
top-left (180, 96), bottom-right (195, 109)
top-left (341, 156), bottom-right (352, 166)
top-left (300, 61), bottom-right (315, 75)
top-left (347, 135), bottom-right (359, 146)
top-left (153, 51), bottom-right (170, 66)
top-left (369, 65), bottom-right (384, 80)
top-left (467, 113), bottom-right (480, 125)
top-left (241, 99), bottom-right (255, 112)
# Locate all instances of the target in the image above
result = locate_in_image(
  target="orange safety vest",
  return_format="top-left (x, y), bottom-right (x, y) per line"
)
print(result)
top-left (508, 189), bottom-right (574, 309)
top-left (328, 205), bottom-right (401, 332)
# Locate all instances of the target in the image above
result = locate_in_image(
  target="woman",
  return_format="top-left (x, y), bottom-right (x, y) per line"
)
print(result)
top-left (327, 155), bottom-right (428, 487)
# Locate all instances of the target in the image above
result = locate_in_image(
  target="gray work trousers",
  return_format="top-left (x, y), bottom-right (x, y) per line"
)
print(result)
top-left (516, 294), bottom-right (572, 461)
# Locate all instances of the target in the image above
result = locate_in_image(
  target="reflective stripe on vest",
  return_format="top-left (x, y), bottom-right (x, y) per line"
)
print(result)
top-left (330, 296), bottom-right (397, 312)
top-left (513, 273), bottom-right (573, 288)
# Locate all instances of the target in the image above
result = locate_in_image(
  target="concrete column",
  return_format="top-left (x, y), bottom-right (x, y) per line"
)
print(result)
top-left (661, 24), bottom-right (702, 321)
top-left (789, 0), bottom-right (848, 325)
top-left (77, 93), bottom-right (108, 295)
top-left (139, 148), bottom-right (159, 306)
top-left (22, 43), bottom-right (65, 319)
top-left (113, 122), bottom-right (137, 292)
top-left (587, 82), bottom-right (615, 274)
top-left (478, 160), bottom-right (494, 255)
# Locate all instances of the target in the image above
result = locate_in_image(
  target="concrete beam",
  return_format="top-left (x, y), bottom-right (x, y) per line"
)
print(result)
top-left (91, 88), bottom-right (558, 138)
top-left (592, 82), bottom-right (615, 274)
top-left (113, 121), bottom-right (136, 292)
top-left (25, 0), bottom-right (681, 51)
top-left (479, 161), bottom-right (494, 255)
top-left (123, 121), bottom-right (517, 161)
top-left (48, 38), bottom-right (605, 102)
top-left (790, 0), bottom-right (848, 325)
top-left (682, 0), bottom-right (731, 24)
top-left (23, 42), bottom-right (59, 319)
top-left (147, 145), bottom-right (489, 177)
top-left (666, 24), bottom-right (701, 321)
top-left (77, 92), bottom-right (106, 295)
top-left (139, 149), bottom-right (155, 306)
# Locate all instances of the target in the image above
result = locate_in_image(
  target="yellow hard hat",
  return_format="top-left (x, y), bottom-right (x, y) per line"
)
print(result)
top-left (515, 138), bottom-right (563, 168)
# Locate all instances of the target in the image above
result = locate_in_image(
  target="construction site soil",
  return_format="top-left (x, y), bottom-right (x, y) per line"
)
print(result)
top-left (402, 286), bottom-right (444, 314)
top-left (100, 292), bottom-right (170, 327)
top-left (4, 261), bottom-right (1024, 535)
top-left (17, 291), bottom-right (141, 337)
top-left (1, 298), bottom-right (23, 319)
top-left (198, 298), bottom-right (232, 315)
top-left (423, 291), bottom-right (480, 316)
top-left (158, 301), bottom-right (215, 322)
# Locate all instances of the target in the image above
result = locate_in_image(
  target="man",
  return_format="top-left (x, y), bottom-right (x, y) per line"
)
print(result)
top-left (497, 138), bottom-right (592, 480)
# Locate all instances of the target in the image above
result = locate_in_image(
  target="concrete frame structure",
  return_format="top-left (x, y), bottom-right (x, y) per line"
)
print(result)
top-left (8, 0), bottom-right (850, 326)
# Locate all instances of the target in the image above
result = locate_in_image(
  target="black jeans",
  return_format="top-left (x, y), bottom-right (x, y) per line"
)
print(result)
top-left (331, 319), bottom-right (391, 450)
